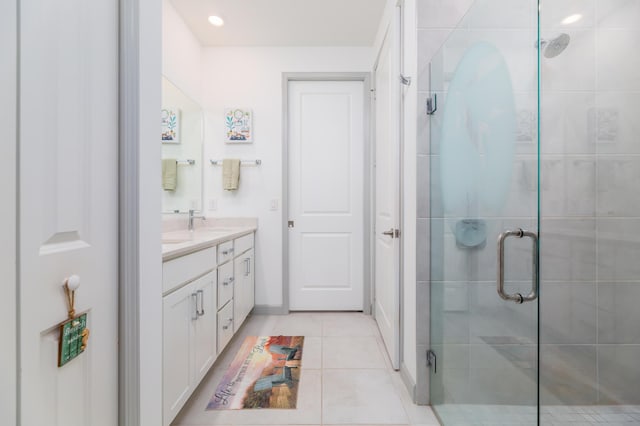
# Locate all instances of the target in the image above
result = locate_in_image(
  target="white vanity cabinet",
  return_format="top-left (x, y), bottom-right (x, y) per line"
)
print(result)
top-left (162, 270), bottom-right (217, 425)
top-left (162, 229), bottom-right (256, 426)
top-left (234, 246), bottom-right (254, 330)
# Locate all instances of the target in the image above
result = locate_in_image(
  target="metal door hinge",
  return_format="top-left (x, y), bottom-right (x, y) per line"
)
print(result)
top-left (426, 94), bottom-right (437, 115)
top-left (400, 74), bottom-right (412, 86)
top-left (288, 220), bottom-right (294, 228)
top-left (427, 349), bottom-right (437, 373)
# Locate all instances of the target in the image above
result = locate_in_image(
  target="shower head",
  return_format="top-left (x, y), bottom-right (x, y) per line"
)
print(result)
top-left (539, 33), bottom-right (570, 58)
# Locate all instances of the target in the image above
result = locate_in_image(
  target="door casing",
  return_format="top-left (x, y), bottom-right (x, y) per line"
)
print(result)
top-left (281, 72), bottom-right (373, 314)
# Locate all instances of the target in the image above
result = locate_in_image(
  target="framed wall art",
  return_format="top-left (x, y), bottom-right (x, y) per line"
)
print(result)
top-left (224, 108), bottom-right (253, 143)
top-left (161, 107), bottom-right (181, 144)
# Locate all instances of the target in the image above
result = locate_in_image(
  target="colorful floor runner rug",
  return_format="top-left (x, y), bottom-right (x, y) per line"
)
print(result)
top-left (207, 336), bottom-right (304, 410)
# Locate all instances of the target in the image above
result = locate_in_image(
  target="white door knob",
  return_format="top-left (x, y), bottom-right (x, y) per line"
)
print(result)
top-left (65, 275), bottom-right (81, 291)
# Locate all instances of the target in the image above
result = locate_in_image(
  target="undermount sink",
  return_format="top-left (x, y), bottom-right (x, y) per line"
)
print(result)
top-left (200, 227), bottom-right (239, 233)
top-left (162, 237), bottom-right (193, 244)
top-left (161, 227), bottom-right (242, 245)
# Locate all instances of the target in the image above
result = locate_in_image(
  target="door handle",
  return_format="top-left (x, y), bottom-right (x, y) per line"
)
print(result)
top-left (245, 258), bottom-right (251, 276)
top-left (382, 228), bottom-right (400, 238)
top-left (497, 228), bottom-right (538, 304)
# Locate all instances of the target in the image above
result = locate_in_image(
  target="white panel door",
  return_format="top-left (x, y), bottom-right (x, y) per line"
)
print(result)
top-left (374, 22), bottom-right (401, 370)
top-left (19, 0), bottom-right (119, 423)
top-left (288, 80), bottom-right (365, 311)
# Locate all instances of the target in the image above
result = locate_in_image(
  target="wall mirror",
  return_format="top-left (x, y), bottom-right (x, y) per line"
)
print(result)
top-left (161, 76), bottom-right (203, 213)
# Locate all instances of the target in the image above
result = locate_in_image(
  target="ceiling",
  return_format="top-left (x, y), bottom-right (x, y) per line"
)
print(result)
top-left (169, 0), bottom-right (387, 47)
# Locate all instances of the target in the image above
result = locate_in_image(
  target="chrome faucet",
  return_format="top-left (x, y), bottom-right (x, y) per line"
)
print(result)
top-left (188, 209), bottom-right (206, 231)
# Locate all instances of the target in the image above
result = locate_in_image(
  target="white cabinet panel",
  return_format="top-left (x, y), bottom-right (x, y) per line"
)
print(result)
top-left (192, 272), bottom-right (217, 384)
top-left (234, 248), bottom-right (255, 330)
top-left (217, 261), bottom-right (234, 309)
top-left (217, 301), bottom-right (234, 353)
top-left (217, 240), bottom-right (234, 265)
top-left (163, 247), bottom-right (216, 294)
top-left (234, 233), bottom-right (254, 255)
top-left (163, 271), bottom-right (217, 426)
top-left (162, 282), bottom-right (194, 425)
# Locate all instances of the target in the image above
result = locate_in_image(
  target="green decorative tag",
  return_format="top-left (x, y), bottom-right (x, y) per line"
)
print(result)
top-left (58, 313), bottom-right (88, 367)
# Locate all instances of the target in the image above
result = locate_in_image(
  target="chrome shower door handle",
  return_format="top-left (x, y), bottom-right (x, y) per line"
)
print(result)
top-left (497, 228), bottom-right (539, 304)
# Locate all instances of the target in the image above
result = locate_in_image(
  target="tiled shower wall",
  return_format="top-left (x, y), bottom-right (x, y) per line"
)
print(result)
top-left (538, 0), bottom-right (640, 406)
top-left (416, 0), bottom-right (640, 407)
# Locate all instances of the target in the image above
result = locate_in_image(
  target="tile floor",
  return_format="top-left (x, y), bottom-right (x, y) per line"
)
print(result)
top-left (433, 404), bottom-right (640, 425)
top-left (172, 312), bottom-right (440, 426)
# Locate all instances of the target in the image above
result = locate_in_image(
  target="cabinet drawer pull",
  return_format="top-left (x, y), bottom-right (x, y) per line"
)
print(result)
top-left (197, 289), bottom-right (205, 316)
top-left (222, 318), bottom-right (233, 330)
top-left (223, 276), bottom-right (234, 286)
top-left (191, 293), bottom-right (198, 320)
top-left (222, 248), bottom-right (235, 256)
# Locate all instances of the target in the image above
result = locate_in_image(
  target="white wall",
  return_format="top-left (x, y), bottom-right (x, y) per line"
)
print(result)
top-left (162, 0), bottom-right (202, 104)
top-left (140, 0), bottom-right (163, 424)
top-left (0, 0), bottom-right (17, 422)
top-left (201, 47), bottom-right (373, 308)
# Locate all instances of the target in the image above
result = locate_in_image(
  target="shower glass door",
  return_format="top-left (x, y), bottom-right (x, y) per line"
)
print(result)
top-left (428, 0), bottom-right (540, 424)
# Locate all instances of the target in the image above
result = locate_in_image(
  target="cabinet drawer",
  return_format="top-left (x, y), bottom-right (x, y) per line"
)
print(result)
top-left (217, 301), bottom-right (234, 353)
top-left (163, 247), bottom-right (216, 294)
top-left (234, 233), bottom-right (254, 256)
top-left (217, 240), bottom-right (234, 265)
top-left (217, 261), bottom-right (234, 309)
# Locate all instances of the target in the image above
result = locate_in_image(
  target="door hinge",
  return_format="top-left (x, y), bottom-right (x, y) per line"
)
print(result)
top-left (427, 349), bottom-right (437, 374)
top-left (426, 94), bottom-right (438, 115)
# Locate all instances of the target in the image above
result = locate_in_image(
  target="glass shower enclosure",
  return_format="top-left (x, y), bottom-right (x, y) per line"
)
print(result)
top-left (426, 0), bottom-right (640, 424)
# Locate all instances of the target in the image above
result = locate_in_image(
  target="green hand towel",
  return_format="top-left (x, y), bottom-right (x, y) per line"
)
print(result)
top-left (162, 159), bottom-right (177, 191)
top-left (223, 159), bottom-right (241, 191)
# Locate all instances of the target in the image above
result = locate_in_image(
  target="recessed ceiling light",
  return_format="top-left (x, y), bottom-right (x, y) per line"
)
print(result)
top-left (208, 15), bottom-right (224, 27)
top-left (561, 13), bottom-right (582, 25)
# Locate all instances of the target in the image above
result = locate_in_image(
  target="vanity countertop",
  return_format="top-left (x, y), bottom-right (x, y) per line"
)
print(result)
top-left (161, 218), bottom-right (257, 262)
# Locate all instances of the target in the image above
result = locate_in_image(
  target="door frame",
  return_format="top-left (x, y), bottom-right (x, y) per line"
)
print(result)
top-left (2, 0), bottom-right (17, 422)
top-left (281, 73), bottom-right (372, 314)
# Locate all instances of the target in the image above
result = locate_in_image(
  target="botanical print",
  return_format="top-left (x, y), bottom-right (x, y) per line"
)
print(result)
top-left (207, 336), bottom-right (304, 410)
top-left (161, 107), bottom-right (180, 143)
top-left (225, 108), bottom-right (253, 143)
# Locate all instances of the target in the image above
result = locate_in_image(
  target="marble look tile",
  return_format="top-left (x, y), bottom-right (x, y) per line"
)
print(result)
top-left (322, 313), bottom-right (378, 337)
top-left (271, 313), bottom-right (323, 337)
top-left (322, 369), bottom-right (409, 425)
top-left (597, 282), bottom-right (640, 344)
top-left (598, 345), bottom-right (640, 404)
top-left (540, 281), bottom-right (597, 344)
top-left (322, 336), bottom-right (387, 369)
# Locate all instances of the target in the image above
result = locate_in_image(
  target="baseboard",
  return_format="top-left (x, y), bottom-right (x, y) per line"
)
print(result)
top-left (400, 362), bottom-right (417, 403)
top-left (252, 304), bottom-right (288, 315)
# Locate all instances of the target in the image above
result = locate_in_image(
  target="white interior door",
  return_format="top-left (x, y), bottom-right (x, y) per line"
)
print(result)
top-left (288, 80), bottom-right (365, 311)
top-left (19, 0), bottom-right (119, 423)
top-left (374, 23), bottom-right (401, 370)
